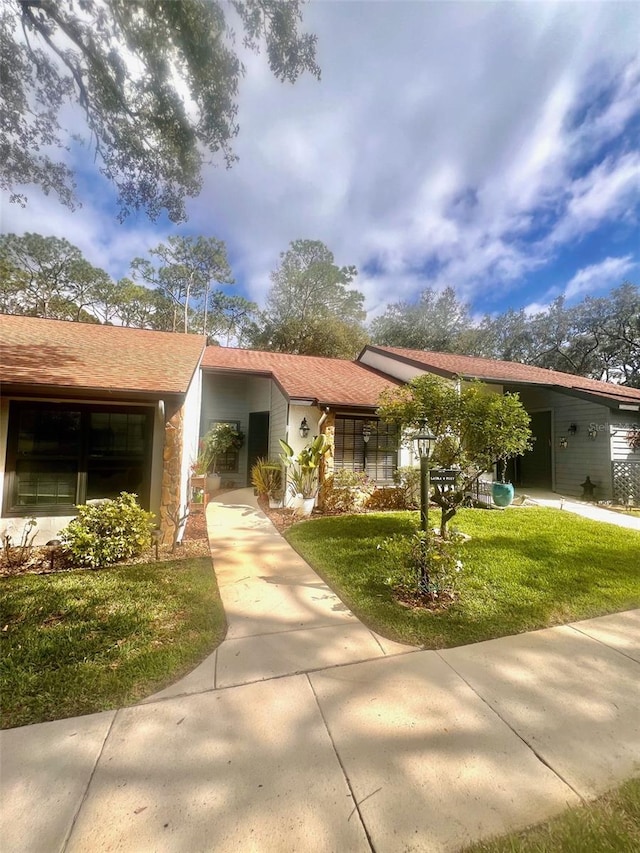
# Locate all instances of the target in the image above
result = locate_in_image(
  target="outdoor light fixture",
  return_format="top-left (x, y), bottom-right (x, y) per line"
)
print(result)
top-left (299, 417), bottom-right (310, 439)
top-left (559, 437), bottom-right (568, 449)
top-left (567, 423), bottom-right (578, 435)
top-left (588, 426), bottom-right (598, 440)
top-left (362, 422), bottom-right (372, 443)
top-left (414, 423), bottom-right (436, 459)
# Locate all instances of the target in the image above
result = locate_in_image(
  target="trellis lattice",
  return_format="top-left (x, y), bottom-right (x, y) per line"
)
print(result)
top-left (612, 461), bottom-right (640, 506)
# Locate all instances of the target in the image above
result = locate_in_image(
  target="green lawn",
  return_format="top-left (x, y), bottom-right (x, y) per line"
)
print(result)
top-left (0, 557), bottom-right (226, 729)
top-left (464, 777), bottom-right (640, 852)
top-left (286, 507), bottom-right (640, 648)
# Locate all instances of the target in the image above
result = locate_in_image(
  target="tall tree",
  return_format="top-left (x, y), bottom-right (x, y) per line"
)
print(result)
top-left (370, 286), bottom-right (473, 352)
top-left (0, 232), bottom-right (111, 320)
top-left (249, 239), bottom-right (368, 358)
top-left (1, 0), bottom-right (319, 222)
top-left (131, 236), bottom-right (233, 333)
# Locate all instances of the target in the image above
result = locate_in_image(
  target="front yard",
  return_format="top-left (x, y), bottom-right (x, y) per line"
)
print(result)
top-left (0, 557), bottom-right (226, 729)
top-left (286, 506), bottom-right (640, 648)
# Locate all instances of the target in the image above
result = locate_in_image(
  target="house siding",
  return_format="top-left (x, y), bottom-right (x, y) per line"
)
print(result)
top-left (269, 382), bottom-right (288, 460)
top-left (200, 372), bottom-right (271, 487)
top-left (507, 385), bottom-right (612, 499)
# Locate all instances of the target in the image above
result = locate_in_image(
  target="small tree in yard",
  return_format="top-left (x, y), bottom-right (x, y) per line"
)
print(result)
top-left (378, 374), bottom-right (531, 538)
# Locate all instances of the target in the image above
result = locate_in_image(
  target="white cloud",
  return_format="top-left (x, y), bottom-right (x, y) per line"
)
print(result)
top-left (564, 255), bottom-right (636, 300)
top-left (2, 1), bottom-right (639, 316)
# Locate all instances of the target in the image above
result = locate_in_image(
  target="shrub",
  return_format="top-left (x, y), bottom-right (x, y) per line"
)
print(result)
top-left (321, 470), bottom-right (374, 513)
top-left (377, 528), bottom-right (464, 601)
top-left (251, 458), bottom-right (283, 498)
top-left (60, 493), bottom-right (154, 569)
top-left (365, 487), bottom-right (407, 511)
top-left (393, 466), bottom-right (420, 508)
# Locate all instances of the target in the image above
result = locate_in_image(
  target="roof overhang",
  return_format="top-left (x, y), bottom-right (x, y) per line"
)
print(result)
top-left (0, 382), bottom-right (184, 404)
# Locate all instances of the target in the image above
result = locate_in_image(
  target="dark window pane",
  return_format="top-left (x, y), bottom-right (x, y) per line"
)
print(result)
top-left (15, 460), bottom-right (77, 505)
top-left (87, 461), bottom-right (145, 501)
top-left (17, 408), bottom-right (81, 456)
top-left (89, 412), bottom-right (146, 457)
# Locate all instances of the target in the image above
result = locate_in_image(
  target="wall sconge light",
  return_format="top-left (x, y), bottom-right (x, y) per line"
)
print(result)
top-left (299, 417), bottom-right (310, 439)
top-left (567, 423), bottom-right (578, 435)
top-left (362, 422), bottom-right (372, 443)
top-left (587, 426), bottom-right (598, 440)
top-left (559, 437), bottom-right (568, 449)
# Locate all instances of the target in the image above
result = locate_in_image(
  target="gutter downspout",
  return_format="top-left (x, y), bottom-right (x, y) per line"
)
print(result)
top-left (318, 405), bottom-right (330, 432)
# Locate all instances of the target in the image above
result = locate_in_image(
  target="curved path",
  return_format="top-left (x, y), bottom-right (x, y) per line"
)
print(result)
top-left (1, 490), bottom-right (638, 853)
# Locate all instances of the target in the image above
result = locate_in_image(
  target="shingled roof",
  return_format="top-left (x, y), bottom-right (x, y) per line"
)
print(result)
top-left (201, 346), bottom-right (401, 408)
top-left (362, 345), bottom-right (640, 408)
top-left (0, 314), bottom-right (205, 396)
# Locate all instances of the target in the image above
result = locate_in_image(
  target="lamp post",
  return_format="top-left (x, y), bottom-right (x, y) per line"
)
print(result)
top-left (414, 423), bottom-right (436, 594)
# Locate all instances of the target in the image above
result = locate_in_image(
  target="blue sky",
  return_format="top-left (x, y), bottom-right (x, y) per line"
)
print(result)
top-left (2, 1), bottom-right (639, 322)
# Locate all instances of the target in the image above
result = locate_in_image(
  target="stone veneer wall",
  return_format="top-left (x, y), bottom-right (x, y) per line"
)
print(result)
top-left (317, 411), bottom-right (335, 510)
top-left (160, 401), bottom-right (184, 544)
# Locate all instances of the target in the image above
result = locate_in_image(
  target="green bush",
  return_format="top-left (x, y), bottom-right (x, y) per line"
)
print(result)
top-left (60, 493), bottom-right (154, 569)
top-left (393, 466), bottom-right (420, 508)
top-left (377, 528), bottom-right (464, 600)
top-left (321, 470), bottom-right (374, 513)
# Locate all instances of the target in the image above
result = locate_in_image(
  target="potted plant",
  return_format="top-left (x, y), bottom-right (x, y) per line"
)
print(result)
top-left (201, 423), bottom-right (244, 494)
top-left (251, 458), bottom-right (284, 508)
top-left (491, 458), bottom-right (515, 507)
top-left (280, 434), bottom-right (331, 516)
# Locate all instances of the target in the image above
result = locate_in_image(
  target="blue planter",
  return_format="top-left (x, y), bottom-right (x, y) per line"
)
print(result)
top-left (492, 482), bottom-right (515, 507)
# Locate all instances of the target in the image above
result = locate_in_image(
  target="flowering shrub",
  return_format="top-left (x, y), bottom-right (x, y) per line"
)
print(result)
top-left (321, 470), bottom-right (374, 513)
top-left (60, 492), bottom-right (154, 569)
top-left (377, 528), bottom-right (464, 601)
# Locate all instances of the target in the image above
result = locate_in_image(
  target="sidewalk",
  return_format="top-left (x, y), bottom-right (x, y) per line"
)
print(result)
top-left (1, 489), bottom-right (638, 853)
top-left (520, 488), bottom-right (640, 531)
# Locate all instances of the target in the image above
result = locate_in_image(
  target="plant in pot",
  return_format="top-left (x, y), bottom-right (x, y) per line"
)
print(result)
top-left (190, 443), bottom-right (212, 500)
top-left (491, 457), bottom-right (515, 507)
top-left (201, 423), bottom-right (244, 494)
top-left (251, 458), bottom-right (284, 508)
top-left (280, 434), bottom-right (331, 516)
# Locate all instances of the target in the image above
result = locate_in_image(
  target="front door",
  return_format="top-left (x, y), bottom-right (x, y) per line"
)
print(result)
top-left (513, 410), bottom-right (552, 488)
top-left (247, 411), bottom-right (270, 485)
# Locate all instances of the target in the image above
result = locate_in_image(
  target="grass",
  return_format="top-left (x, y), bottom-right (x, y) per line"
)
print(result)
top-left (463, 777), bottom-right (640, 852)
top-left (286, 507), bottom-right (640, 648)
top-left (0, 557), bottom-right (226, 729)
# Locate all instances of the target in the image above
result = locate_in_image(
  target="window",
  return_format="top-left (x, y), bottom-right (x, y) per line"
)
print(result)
top-left (5, 401), bottom-right (153, 515)
top-left (334, 417), bottom-right (398, 482)
top-left (208, 420), bottom-right (241, 473)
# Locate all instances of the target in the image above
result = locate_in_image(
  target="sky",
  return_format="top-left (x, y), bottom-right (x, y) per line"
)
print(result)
top-left (2, 0), bottom-right (640, 323)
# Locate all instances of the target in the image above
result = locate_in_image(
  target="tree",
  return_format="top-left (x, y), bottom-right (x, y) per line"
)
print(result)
top-left (377, 374), bottom-right (531, 537)
top-left (370, 287), bottom-right (473, 352)
top-left (2, 0), bottom-right (319, 222)
top-left (249, 239), bottom-right (368, 358)
top-left (0, 232), bottom-right (111, 320)
top-left (131, 235), bottom-right (233, 333)
top-left (202, 292), bottom-right (260, 346)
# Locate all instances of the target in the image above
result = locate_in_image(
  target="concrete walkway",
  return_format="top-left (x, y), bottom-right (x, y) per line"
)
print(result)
top-left (519, 488), bottom-right (640, 531)
top-left (2, 490), bottom-right (639, 853)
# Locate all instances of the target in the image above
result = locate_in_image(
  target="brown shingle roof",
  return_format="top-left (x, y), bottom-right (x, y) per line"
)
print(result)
top-left (202, 346), bottom-right (401, 407)
top-left (0, 314), bottom-right (205, 395)
top-left (364, 345), bottom-right (640, 406)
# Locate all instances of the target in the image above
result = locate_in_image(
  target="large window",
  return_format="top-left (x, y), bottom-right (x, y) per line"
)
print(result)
top-left (4, 401), bottom-right (153, 514)
top-left (334, 417), bottom-right (398, 483)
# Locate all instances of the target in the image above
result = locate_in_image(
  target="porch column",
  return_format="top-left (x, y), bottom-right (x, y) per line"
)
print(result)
top-left (160, 402), bottom-right (184, 545)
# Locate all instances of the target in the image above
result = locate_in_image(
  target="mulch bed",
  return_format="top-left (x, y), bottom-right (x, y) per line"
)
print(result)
top-left (1, 507), bottom-right (211, 578)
